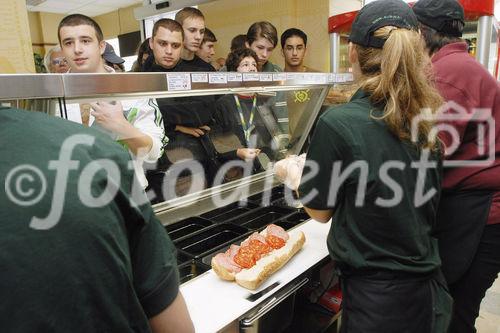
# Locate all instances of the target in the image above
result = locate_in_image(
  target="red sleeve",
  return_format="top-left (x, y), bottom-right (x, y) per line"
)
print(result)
top-left (434, 79), bottom-right (477, 156)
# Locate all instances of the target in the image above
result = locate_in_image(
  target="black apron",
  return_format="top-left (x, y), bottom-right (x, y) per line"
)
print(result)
top-left (338, 267), bottom-right (452, 333)
top-left (434, 190), bottom-right (493, 285)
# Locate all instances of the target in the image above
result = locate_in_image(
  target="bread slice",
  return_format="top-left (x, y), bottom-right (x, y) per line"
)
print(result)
top-left (211, 229), bottom-right (306, 290)
top-left (211, 255), bottom-right (236, 281)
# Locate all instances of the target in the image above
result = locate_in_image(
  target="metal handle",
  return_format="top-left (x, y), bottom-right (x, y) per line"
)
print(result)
top-left (241, 277), bottom-right (309, 326)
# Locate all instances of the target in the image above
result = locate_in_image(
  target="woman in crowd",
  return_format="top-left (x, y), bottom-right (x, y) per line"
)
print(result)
top-left (213, 48), bottom-right (277, 175)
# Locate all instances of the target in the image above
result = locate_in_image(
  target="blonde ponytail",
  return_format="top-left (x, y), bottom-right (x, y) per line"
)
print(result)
top-left (356, 26), bottom-right (443, 151)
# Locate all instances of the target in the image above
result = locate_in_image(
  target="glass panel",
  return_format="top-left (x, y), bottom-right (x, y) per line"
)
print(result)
top-left (4, 98), bottom-right (59, 116)
top-left (50, 83), bottom-right (330, 205)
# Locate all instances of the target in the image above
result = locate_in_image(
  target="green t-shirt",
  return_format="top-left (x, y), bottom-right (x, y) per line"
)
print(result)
top-left (261, 61), bottom-right (282, 72)
top-left (0, 108), bottom-right (179, 332)
top-left (299, 90), bottom-right (442, 274)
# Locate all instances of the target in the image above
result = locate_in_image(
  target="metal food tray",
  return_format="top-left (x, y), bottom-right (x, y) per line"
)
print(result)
top-left (201, 201), bottom-right (259, 222)
top-left (175, 223), bottom-right (251, 258)
top-left (178, 261), bottom-right (211, 284)
top-left (166, 216), bottom-right (214, 242)
top-left (229, 205), bottom-right (297, 230)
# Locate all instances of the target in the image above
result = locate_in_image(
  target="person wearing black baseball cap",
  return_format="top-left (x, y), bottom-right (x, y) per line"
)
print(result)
top-left (103, 42), bottom-right (125, 72)
top-left (413, 1), bottom-right (500, 332)
top-left (281, 0), bottom-right (452, 331)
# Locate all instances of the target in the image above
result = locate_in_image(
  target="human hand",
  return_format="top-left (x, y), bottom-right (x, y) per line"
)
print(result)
top-left (90, 101), bottom-right (129, 134)
top-left (237, 148), bottom-right (261, 161)
top-left (175, 125), bottom-right (207, 137)
top-left (199, 125), bottom-right (211, 132)
top-left (273, 154), bottom-right (306, 190)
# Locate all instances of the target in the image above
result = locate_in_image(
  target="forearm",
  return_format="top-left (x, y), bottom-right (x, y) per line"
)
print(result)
top-left (149, 292), bottom-right (194, 333)
top-left (303, 206), bottom-right (333, 223)
top-left (116, 123), bottom-right (153, 157)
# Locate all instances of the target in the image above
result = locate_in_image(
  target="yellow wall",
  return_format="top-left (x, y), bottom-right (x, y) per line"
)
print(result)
top-left (0, 0), bottom-right (35, 73)
top-left (27, 11), bottom-right (65, 55)
top-left (27, 1), bottom-right (330, 70)
top-left (27, 4), bottom-right (141, 56)
top-left (28, 11), bottom-right (44, 54)
top-left (200, 0), bottom-right (330, 72)
top-left (94, 4), bottom-right (141, 40)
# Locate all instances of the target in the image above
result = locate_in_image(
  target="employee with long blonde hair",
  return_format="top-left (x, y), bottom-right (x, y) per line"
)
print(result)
top-left (292, 0), bottom-right (451, 331)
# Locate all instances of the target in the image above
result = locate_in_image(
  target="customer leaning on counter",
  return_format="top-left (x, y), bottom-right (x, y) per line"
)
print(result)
top-left (58, 14), bottom-right (166, 190)
top-left (277, 0), bottom-right (451, 332)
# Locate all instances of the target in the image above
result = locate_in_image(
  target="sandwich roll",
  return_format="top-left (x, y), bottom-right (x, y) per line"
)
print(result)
top-left (211, 224), bottom-right (306, 290)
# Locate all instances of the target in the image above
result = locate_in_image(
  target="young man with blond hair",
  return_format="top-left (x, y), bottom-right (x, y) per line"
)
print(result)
top-left (175, 7), bottom-right (215, 71)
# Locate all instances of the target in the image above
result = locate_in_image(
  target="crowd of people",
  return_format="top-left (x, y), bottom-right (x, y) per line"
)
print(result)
top-left (2, 0), bottom-right (499, 332)
top-left (47, 8), bottom-right (319, 202)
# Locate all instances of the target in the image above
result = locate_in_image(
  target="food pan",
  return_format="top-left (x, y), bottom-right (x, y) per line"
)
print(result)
top-left (199, 232), bottom-right (255, 267)
top-left (178, 261), bottom-right (211, 284)
top-left (247, 186), bottom-right (285, 206)
top-left (176, 250), bottom-right (194, 266)
top-left (201, 201), bottom-right (259, 223)
top-left (176, 223), bottom-right (251, 258)
top-left (273, 221), bottom-right (298, 231)
top-left (165, 217), bottom-right (214, 242)
top-left (232, 205), bottom-right (296, 230)
top-left (284, 212), bottom-right (310, 224)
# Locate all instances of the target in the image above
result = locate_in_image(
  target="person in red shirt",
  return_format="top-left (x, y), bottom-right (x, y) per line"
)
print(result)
top-left (413, 1), bottom-right (500, 332)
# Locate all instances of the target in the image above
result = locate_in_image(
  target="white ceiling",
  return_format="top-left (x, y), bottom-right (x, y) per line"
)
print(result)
top-left (26, 0), bottom-right (143, 17)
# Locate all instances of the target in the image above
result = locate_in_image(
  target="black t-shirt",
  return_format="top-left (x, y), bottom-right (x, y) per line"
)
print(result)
top-left (299, 89), bottom-right (443, 274)
top-left (0, 108), bottom-right (179, 332)
top-left (142, 56), bottom-right (216, 132)
top-left (213, 94), bottom-right (274, 159)
top-left (180, 54), bottom-right (216, 72)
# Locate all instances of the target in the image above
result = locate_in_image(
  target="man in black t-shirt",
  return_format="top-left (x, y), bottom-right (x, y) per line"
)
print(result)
top-left (175, 7), bottom-right (216, 71)
top-left (0, 106), bottom-right (193, 333)
top-left (144, 18), bottom-right (218, 202)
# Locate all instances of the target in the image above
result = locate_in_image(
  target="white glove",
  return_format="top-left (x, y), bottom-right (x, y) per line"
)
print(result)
top-left (273, 154), bottom-right (306, 191)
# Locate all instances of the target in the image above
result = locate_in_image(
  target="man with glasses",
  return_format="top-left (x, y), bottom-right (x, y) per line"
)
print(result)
top-left (44, 45), bottom-right (69, 73)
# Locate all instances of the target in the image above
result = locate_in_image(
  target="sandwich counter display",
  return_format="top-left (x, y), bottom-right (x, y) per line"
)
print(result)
top-left (0, 72), bottom-right (353, 333)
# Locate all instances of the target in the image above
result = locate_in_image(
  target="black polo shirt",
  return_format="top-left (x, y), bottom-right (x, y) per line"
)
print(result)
top-left (299, 89), bottom-right (442, 274)
top-left (0, 108), bottom-right (179, 332)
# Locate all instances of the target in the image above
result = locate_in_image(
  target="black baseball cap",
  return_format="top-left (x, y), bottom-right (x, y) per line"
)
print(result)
top-left (413, 0), bottom-right (464, 37)
top-left (349, 0), bottom-right (419, 49)
top-left (103, 43), bottom-right (125, 64)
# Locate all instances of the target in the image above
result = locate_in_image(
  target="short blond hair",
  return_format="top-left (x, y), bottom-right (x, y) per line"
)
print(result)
top-left (175, 7), bottom-right (204, 26)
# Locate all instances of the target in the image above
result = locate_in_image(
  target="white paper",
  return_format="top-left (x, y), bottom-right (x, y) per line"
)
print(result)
top-left (167, 73), bottom-right (191, 91)
top-left (209, 73), bottom-right (228, 84)
top-left (191, 73), bottom-right (208, 83)
top-left (259, 73), bottom-right (273, 82)
top-left (227, 73), bottom-right (243, 82)
top-left (243, 73), bottom-right (260, 81)
top-left (273, 73), bottom-right (287, 81)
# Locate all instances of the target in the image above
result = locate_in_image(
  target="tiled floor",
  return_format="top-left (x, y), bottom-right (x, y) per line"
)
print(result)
top-left (476, 274), bottom-right (500, 333)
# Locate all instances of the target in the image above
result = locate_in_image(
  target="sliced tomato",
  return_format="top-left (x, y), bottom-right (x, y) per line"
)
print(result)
top-left (234, 246), bottom-right (257, 268)
top-left (249, 239), bottom-right (272, 256)
top-left (266, 234), bottom-right (286, 249)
